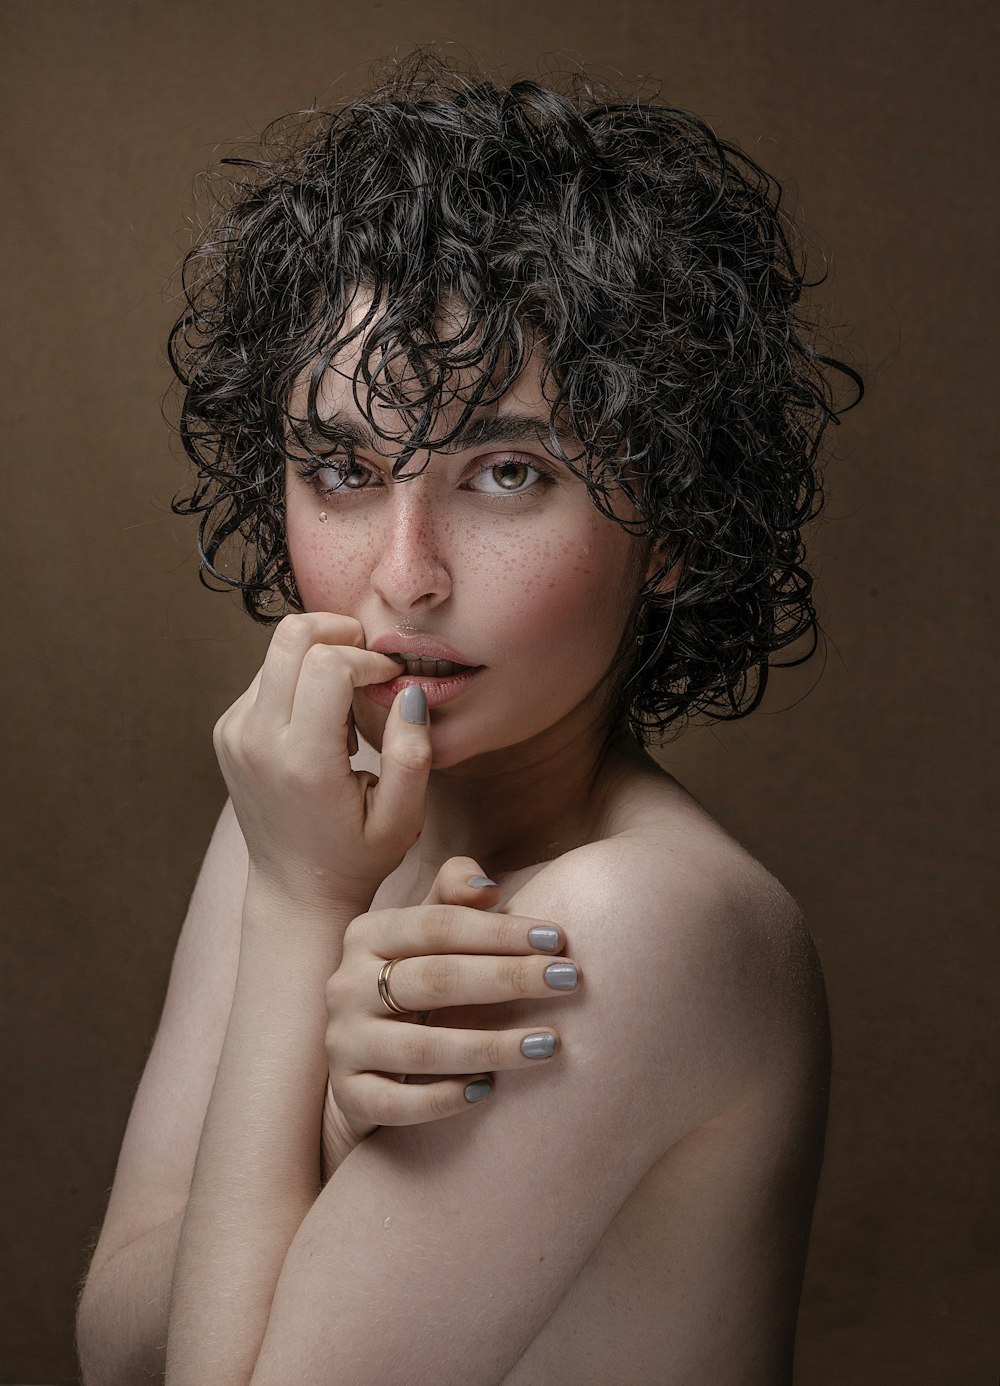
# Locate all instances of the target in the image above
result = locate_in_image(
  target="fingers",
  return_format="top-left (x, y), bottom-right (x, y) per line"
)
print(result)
top-left (289, 643), bottom-right (402, 737)
top-left (420, 855), bottom-right (501, 908)
top-left (359, 950), bottom-right (580, 1013)
top-left (364, 684), bottom-right (433, 851)
top-left (248, 613), bottom-right (403, 734)
top-left (339, 1017), bottom-right (559, 1078)
top-left (252, 612), bottom-right (367, 724)
top-left (339, 1072), bottom-right (497, 1128)
top-left (344, 903), bottom-right (565, 964)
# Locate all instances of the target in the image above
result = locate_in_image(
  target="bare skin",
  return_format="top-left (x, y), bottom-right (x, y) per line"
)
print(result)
top-left (78, 744), bottom-right (828, 1385)
top-left (77, 330), bottom-right (829, 1382)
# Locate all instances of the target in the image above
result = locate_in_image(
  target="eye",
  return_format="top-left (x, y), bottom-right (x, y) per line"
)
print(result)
top-left (302, 457), bottom-right (383, 495)
top-left (466, 457), bottom-right (550, 497)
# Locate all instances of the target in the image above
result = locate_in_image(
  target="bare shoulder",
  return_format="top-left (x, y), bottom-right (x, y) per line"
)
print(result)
top-left (505, 765), bottom-right (829, 1141)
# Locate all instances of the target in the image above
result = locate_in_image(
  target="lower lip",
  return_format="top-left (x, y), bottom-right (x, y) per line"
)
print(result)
top-left (361, 667), bottom-right (484, 710)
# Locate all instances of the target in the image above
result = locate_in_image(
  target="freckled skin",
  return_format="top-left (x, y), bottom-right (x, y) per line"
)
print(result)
top-left (284, 302), bottom-right (652, 772)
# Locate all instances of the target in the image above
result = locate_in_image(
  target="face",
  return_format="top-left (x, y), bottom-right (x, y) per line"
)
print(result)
top-left (284, 306), bottom-right (651, 771)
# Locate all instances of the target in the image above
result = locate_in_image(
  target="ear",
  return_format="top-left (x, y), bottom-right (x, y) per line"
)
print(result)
top-left (644, 541), bottom-right (683, 594)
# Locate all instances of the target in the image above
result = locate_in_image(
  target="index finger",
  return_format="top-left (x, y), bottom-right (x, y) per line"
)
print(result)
top-left (252, 611), bottom-right (368, 725)
top-left (346, 904), bottom-right (564, 960)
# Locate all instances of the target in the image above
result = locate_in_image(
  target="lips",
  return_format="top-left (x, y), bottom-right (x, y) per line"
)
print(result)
top-left (368, 633), bottom-right (480, 670)
top-left (363, 633), bottom-right (484, 711)
top-left (389, 655), bottom-right (470, 678)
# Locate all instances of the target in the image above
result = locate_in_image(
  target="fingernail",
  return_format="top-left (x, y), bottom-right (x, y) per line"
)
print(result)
top-left (467, 875), bottom-right (497, 889)
top-left (528, 925), bottom-right (560, 952)
top-left (400, 685), bottom-right (427, 724)
top-left (521, 1033), bottom-right (557, 1059)
top-left (464, 1079), bottom-right (493, 1102)
top-left (544, 962), bottom-right (579, 990)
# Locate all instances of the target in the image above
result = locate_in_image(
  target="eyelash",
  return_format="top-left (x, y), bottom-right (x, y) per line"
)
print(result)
top-left (295, 455), bottom-right (555, 502)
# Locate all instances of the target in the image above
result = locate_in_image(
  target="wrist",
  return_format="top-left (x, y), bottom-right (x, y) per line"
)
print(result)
top-left (244, 860), bottom-right (378, 922)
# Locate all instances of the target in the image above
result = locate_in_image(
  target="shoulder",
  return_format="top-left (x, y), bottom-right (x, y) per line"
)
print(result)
top-left (506, 781), bottom-right (828, 1139)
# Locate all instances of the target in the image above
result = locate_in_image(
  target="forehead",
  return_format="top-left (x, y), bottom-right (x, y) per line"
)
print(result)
top-left (288, 286), bottom-right (569, 457)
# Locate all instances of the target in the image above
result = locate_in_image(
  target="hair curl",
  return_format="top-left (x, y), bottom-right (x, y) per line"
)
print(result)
top-left (169, 51), bottom-right (861, 742)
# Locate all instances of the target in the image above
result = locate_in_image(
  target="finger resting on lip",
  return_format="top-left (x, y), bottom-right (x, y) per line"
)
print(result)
top-left (253, 613), bottom-right (368, 723)
top-left (287, 645), bottom-right (404, 746)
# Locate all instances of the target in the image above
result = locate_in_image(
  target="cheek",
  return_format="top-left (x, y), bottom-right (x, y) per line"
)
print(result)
top-left (286, 511), bottom-right (377, 612)
top-left (474, 528), bottom-right (637, 651)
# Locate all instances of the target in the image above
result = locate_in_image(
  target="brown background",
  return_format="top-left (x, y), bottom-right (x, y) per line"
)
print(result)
top-left (1, 1), bottom-right (996, 1381)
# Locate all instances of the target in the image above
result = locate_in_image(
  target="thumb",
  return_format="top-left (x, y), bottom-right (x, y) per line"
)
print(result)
top-left (365, 684), bottom-right (432, 852)
top-left (420, 855), bottom-right (501, 908)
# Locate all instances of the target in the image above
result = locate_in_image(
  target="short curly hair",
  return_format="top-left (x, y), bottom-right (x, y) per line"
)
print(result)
top-left (169, 51), bottom-right (861, 742)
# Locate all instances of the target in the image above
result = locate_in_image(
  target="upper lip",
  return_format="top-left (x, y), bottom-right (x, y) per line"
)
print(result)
top-left (368, 632), bottom-right (480, 666)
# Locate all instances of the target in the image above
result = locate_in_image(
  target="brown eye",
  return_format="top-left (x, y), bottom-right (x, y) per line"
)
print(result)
top-left (314, 459), bottom-right (380, 492)
top-left (467, 458), bottom-right (547, 496)
top-left (493, 462), bottom-right (531, 490)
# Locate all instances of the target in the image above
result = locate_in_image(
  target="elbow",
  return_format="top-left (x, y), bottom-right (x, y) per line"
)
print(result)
top-left (77, 1274), bottom-right (165, 1386)
top-left (76, 1226), bottom-right (177, 1386)
top-left (76, 1267), bottom-right (131, 1386)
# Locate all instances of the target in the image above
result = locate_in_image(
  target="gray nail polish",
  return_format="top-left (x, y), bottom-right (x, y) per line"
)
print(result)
top-left (401, 684), bottom-right (427, 724)
top-left (464, 1079), bottom-right (493, 1103)
top-left (467, 875), bottom-right (498, 889)
top-left (521, 1033), bottom-right (557, 1059)
top-left (544, 962), bottom-right (579, 990)
top-left (528, 925), bottom-right (560, 952)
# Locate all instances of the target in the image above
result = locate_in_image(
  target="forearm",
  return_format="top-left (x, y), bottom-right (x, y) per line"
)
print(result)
top-left (165, 882), bottom-right (354, 1385)
top-left (77, 1210), bottom-right (182, 1386)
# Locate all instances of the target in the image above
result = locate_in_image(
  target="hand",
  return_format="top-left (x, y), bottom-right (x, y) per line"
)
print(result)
top-left (213, 612), bottom-right (431, 910)
top-left (323, 856), bottom-right (580, 1153)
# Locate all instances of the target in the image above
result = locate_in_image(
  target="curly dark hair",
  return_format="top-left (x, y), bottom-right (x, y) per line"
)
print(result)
top-left (169, 51), bottom-right (861, 743)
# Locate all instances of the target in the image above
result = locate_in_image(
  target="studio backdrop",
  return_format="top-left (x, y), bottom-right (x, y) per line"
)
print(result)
top-left (1, 1), bottom-right (995, 1381)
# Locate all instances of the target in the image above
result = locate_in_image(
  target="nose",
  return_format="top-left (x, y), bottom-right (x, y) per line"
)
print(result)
top-left (369, 488), bottom-right (452, 612)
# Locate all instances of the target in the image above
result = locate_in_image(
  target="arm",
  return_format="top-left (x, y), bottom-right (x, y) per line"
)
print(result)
top-left (246, 840), bottom-right (790, 1385)
top-left (76, 800), bottom-right (246, 1384)
top-left (76, 773), bottom-right (380, 1382)
top-left (163, 614), bottom-right (433, 1382)
top-left (76, 709), bottom-right (549, 1379)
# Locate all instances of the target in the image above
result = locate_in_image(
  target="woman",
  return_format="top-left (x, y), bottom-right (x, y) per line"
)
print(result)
top-left (77, 54), bottom-right (858, 1384)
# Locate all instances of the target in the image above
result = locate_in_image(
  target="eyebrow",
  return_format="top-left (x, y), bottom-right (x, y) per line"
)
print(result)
top-left (292, 412), bottom-right (578, 457)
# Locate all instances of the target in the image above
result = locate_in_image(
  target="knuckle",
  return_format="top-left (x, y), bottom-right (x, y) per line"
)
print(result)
top-left (399, 1030), bottom-right (434, 1068)
top-left (370, 1087), bottom-right (403, 1126)
top-left (427, 1084), bottom-right (457, 1120)
top-left (300, 642), bottom-right (337, 676)
top-left (324, 972), bottom-right (342, 1012)
top-left (494, 917), bottom-right (522, 952)
top-left (392, 740), bottom-right (433, 775)
top-left (341, 912), bottom-right (372, 954)
top-left (274, 612), bottom-right (310, 648)
top-left (420, 906), bottom-right (458, 952)
top-left (421, 956), bottom-right (458, 997)
top-left (324, 969), bottom-right (357, 1019)
top-left (480, 1032), bottom-right (506, 1068)
top-left (500, 957), bottom-right (532, 994)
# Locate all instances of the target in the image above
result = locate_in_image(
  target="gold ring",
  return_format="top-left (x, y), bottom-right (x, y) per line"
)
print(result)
top-left (378, 958), bottom-right (411, 1015)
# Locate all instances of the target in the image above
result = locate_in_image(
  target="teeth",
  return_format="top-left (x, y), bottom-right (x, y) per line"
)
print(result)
top-left (389, 655), bottom-right (466, 678)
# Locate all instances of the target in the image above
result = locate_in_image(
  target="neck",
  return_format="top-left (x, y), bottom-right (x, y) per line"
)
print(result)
top-left (402, 694), bottom-right (647, 894)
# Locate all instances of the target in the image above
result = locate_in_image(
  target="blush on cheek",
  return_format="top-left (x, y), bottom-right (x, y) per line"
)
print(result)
top-left (286, 516), bottom-right (375, 615)
top-left (501, 556), bottom-right (632, 654)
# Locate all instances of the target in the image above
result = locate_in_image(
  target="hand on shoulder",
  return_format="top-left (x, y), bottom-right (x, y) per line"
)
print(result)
top-left (500, 811), bottom-right (827, 1153)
